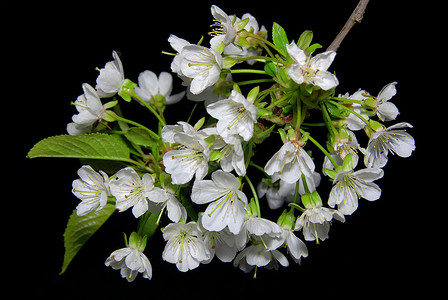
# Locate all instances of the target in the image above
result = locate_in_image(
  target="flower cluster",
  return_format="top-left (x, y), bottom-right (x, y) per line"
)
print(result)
top-left (32, 4), bottom-right (415, 281)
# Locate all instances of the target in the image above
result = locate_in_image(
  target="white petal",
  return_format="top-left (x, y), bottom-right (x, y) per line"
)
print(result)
top-left (378, 82), bottom-right (397, 102)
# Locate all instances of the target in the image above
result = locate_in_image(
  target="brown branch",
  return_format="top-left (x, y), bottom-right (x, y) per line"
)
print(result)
top-left (326, 0), bottom-right (370, 52)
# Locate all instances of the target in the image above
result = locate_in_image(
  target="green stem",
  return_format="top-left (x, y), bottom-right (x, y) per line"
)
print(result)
top-left (300, 129), bottom-right (338, 168)
top-left (329, 96), bottom-right (364, 104)
top-left (266, 92), bottom-right (293, 109)
top-left (132, 91), bottom-right (166, 127)
top-left (244, 175), bottom-right (261, 217)
top-left (229, 69), bottom-right (268, 75)
top-left (246, 32), bottom-right (286, 59)
top-left (328, 100), bottom-right (370, 125)
top-left (248, 161), bottom-right (267, 176)
top-left (320, 102), bottom-right (338, 136)
top-left (114, 115), bottom-right (160, 140)
top-left (237, 78), bottom-right (275, 86)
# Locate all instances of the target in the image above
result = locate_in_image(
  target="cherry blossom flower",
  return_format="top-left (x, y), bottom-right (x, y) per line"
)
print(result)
top-left (329, 166), bottom-right (384, 215)
top-left (206, 90), bottom-right (258, 143)
top-left (264, 141), bottom-right (315, 184)
top-left (286, 42), bottom-right (339, 90)
top-left (295, 191), bottom-right (345, 242)
top-left (363, 122), bottom-right (415, 168)
top-left (191, 170), bottom-right (248, 234)
top-left (162, 124), bottom-right (211, 185)
top-left (67, 83), bottom-right (105, 135)
top-left (96, 50), bottom-right (125, 98)
top-left (162, 222), bottom-right (211, 272)
top-left (109, 167), bottom-right (156, 218)
top-left (105, 233), bottom-right (152, 282)
top-left (134, 70), bottom-right (185, 106)
top-left (374, 82), bottom-right (399, 121)
top-left (178, 45), bottom-right (223, 95)
top-left (72, 165), bottom-right (110, 216)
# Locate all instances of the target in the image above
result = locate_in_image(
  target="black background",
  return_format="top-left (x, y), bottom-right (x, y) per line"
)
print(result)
top-left (8, 0), bottom-right (442, 298)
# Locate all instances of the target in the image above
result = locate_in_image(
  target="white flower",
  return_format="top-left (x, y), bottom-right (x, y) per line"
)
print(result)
top-left (206, 90), bottom-right (258, 143)
top-left (286, 42), bottom-right (339, 90)
top-left (218, 136), bottom-right (246, 176)
top-left (191, 170), bottom-right (248, 234)
top-left (279, 229), bottom-right (308, 262)
top-left (258, 172), bottom-right (321, 210)
top-left (234, 214), bottom-right (283, 251)
top-left (375, 82), bottom-right (399, 121)
top-left (329, 167), bottom-right (384, 215)
top-left (363, 122), bottom-right (415, 168)
top-left (162, 222), bottom-right (211, 272)
top-left (295, 192), bottom-right (345, 242)
top-left (223, 13), bottom-right (267, 62)
top-left (72, 165), bottom-right (110, 216)
top-left (67, 83), bottom-right (105, 135)
top-left (134, 70), bottom-right (185, 106)
top-left (109, 167), bottom-right (155, 218)
top-left (199, 215), bottom-right (238, 263)
top-left (233, 235), bottom-right (289, 272)
top-left (178, 44), bottom-right (223, 95)
top-left (264, 141), bottom-right (315, 184)
top-left (323, 129), bottom-right (361, 170)
top-left (96, 50), bottom-right (125, 98)
top-left (105, 235), bottom-right (152, 282)
top-left (209, 5), bottom-right (237, 50)
top-left (147, 186), bottom-right (187, 223)
top-left (162, 124), bottom-right (210, 185)
top-left (341, 90), bottom-right (370, 131)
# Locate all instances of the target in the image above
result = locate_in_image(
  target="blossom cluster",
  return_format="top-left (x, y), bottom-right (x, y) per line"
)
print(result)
top-left (47, 4), bottom-right (415, 281)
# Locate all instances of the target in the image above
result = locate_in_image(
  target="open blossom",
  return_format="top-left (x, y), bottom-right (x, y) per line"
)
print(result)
top-left (374, 82), bottom-right (399, 121)
top-left (286, 42), bottom-right (338, 90)
top-left (206, 90), bottom-right (258, 143)
top-left (295, 192), bottom-right (345, 242)
top-left (341, 90), bottom-right (370, 131)
top-left (264, 141), bottom-right (315, 184)
top-left (147, 186), bottom-right (187, 223)
top-left (162, 124), bottom-right (210, 185)
top-left (162, 222), bottom-right (211, 272)
top-left (96, 50), bottom-right (125, 98)
top-left (233, 234), bottom-right (288, 272)
top-left (72, 165), bottom-right (110, 216)
top-left (364, 122), bottom-right (415, 168)
top-left (105, 246), bottom-right (152, 282)
top-left (191, 170), bottom-right (248, 234)
top-left (109, 167), bottom-right (156, 218)
top-left (209, 5), bottom-right (237, 50)
top-left (178, 44), bottom-right (223, 95)
top-left (105, 233), bottom-right (152, 282)
top-left (329, 167), bottom-right (384, 215)
top-left (199, 215), bottom-right (238, 263)
top-left (67, 83), bottom-right (105, 135)
top-left (135, 70), bottom-right (185, 106)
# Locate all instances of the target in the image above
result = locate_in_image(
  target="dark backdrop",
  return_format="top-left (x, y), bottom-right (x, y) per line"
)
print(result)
top-left (8, 0), bottom-right (441, 298)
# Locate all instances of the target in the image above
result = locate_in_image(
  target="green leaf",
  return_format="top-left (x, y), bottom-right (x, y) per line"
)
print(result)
top-left (140, 212), bottom-right (161, 239)
top-left (272, 22), bottom-right (289, 57)
top-left (60, 203), bottom-right (115, 274)
top-left (297, 30), bottom-right (313, 50)
top-left (28, 133), bottom-right (131, 162)
top-left (264, 61), bottom-right (277, 77)
top-left (125, 127), bottom-right (158, 148)
top-left (307, 43), bottom-right (322, 54)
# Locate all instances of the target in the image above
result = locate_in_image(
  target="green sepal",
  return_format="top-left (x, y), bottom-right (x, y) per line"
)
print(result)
top-left (210, 150), bottom-right (224, 162)
top-left (264, 61), bottom-right (277, 77)
top-left (118, 79), bottom-right (137, 102)
top-left (223, 57), bottom-right (239, 69)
